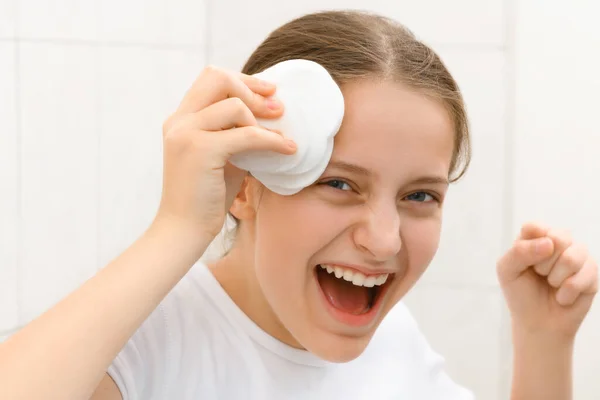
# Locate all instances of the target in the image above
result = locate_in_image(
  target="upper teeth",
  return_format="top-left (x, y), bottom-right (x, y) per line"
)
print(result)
top-left (320, 264), bottom-right (389, 288)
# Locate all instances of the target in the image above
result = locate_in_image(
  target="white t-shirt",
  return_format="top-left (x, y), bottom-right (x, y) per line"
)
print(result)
top-left (107, 262), bottom-right (474, 399)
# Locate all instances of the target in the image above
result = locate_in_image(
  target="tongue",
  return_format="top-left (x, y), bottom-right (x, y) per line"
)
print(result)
top-left (317, 269), bottom-right (371, 315)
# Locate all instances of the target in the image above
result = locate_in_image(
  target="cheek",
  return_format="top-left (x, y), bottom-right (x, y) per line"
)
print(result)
top-left (385, 217), bottom-right (443, 307)
top-left (402, 216), bottom-right (443, 277)
top-left (255, 194), bottom-right (349, 262)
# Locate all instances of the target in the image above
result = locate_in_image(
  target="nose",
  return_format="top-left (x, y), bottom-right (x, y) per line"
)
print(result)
top-left (352, 202), bottom-right (402, 261)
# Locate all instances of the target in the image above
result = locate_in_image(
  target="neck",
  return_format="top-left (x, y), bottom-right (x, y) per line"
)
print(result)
top-left (209, 230), bottom-right (303, 349)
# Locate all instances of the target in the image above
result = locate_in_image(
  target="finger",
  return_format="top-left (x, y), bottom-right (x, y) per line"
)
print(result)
top-left (518, 221), bottom-right (551, 240)
top-left (209, 125), bottom-right (297, 161)
top-left (239, 73), bottom-right (278, 96)
top-left (194, 97), bottom-right (258, 131)
top-left (533, 229), bottom-right (572, 276)
top-left (497, 237), bottom-right (554, 283)
top-left (547, 243), bottom-right (588, 288)
top-left (555, 258), bottom-right (599, 306)
top-left (176, 65), bottom-right (283, 118)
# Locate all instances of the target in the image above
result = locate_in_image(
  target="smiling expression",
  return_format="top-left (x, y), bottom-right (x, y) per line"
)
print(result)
top-left (218, 78), bottom-right (455, 362)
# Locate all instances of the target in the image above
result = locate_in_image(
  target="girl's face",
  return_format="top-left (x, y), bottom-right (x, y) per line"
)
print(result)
top-left (223, 79), bottom-right (455, 362)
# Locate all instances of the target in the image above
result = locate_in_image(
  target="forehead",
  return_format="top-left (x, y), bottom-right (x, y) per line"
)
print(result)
top-left (330, 80), bottom-right (455, 179)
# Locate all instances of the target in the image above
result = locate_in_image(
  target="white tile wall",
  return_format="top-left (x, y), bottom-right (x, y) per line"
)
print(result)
top-left (404, 285), bottom-right (504, 400)
top-left (98, 0), bottom-right (206, 45)
top-left (18, 42), bottom-right (99, 323)
top-left (420, 48), bottom-right (506, 287)
top-left (97, 47), bottom-right (204, 267)
top-left (162, 50), bottom-right (206, 114)
top-left (97, 47), bottom-right (167, 267)
top-left (17, 0), bottom-right (99, 41)
top-left (16, 0), bottom-right (206, 45)
top-left (208, 0), bottom-right (504, 69)
top-left (0, 42), bottom-right (18, 332)
top-left (513, 3), bottom-right (600, 243)
top-left (98, 0), bottom-right (165, 44)
top-left (513, 2), bottom-right (600, 398)
top-left (163, 0), bottom-right (207, 46)
top-left (0, 0), bottom-right (16, 38)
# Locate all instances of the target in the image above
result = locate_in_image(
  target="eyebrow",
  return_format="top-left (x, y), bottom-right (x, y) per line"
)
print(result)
top-left (409, 176), bottom-right (449, 186)
top-left (327, 160), bottom-right (372, 177)
top-left (327, 160), bottom-right (449, 186)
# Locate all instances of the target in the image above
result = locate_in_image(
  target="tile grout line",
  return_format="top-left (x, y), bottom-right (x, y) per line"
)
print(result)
top-left (498, 0), bottom-right (518, 397)
top-left (14, 3), bottom-right (23, 331)
top-left (1, 36), bottom-right (505, 53)
top-left (204, 0), bottom-right (212, 64)
top-left (12, 37), bottom-right (205, 52)
top-left (95, 39), bottom-right (102, 271)
top-left (95, 0), bottom-right (102, 272)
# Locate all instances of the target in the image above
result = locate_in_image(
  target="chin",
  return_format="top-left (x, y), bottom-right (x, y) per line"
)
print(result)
top-left (300, 328), bottom-right (377, 363)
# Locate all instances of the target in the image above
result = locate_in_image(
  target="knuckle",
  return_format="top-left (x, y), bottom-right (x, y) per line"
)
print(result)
top-left (520, 221), bottom-right (536, 234)
top-left (203, 65), bottom-right (231, 86)
top-left (588, 258), bottom-right (599, 277)
top-left (514, 241), bottom-right (530, 259)
top-left (561, 250), bottom-right (581, 271)
top-left (549, 228), bottom-right (573, 247)
top-left (163, 127), bottom-right (190, 152)
top-left (229, 96), bottom-right (245, 107)
top-left (162, 113), bottom-right (177, 135)
top-left (229, 96), bottom-right (247, 115)
top-left (534, 263), bottom-right (550, 276)
top-left (562, 278), bottom-right (580, 293)
top-left (243, 126), bottom-right (267, 142)
top-left (547, 275), bottom-right (561, 288)
top-left (202, 64), bottom-right (220, 76)
top-left (243, 125), bottom-right (261, 138)
top-left (163, 117), bottom-right (195, 145)
top-left (591, 259), bottom-right (599, 274)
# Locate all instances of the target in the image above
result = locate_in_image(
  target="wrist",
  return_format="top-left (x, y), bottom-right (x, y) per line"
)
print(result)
top-left (152, 212), bottom-right (215, 242)
top-left (510, 325), bottom-right (574, 400)
top-left (512, 323), bottom-right (576, 350)
top-left (148, 214), bottom-right (215, 260)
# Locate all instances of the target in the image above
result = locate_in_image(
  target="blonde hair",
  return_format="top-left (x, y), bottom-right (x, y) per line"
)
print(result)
top-left (242, 9), bottom-right (471, 180)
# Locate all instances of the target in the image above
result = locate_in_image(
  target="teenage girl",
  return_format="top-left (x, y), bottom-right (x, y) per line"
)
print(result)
top-left (0, 10), bottom-right (597, 400)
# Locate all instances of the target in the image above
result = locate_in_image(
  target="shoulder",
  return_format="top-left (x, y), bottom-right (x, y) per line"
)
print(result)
top-left (372, 301), bottom-right (425, 349)
top-left (107, 262), bottom-right (218, 399)
top-left (365, 301), bottom-right (431, 367)
top-left (366, 302), bottom-right (475, 399)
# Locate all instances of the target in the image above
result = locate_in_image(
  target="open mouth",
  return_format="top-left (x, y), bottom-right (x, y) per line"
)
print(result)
top-left (315, 264), bottom-right (394, 321)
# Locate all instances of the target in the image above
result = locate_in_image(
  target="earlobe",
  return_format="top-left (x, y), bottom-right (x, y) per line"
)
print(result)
top-left (229, 176), bottom-right (257, 220)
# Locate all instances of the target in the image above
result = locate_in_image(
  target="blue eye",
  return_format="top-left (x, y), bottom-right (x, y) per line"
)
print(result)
top-left (324, 179), bottom-right (352, 191)
top-left (406, 191), bottom-right (435, 202)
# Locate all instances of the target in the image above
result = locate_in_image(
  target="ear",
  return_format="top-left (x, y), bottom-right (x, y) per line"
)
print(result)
top-left (229, 175), bottom-right (259, 221)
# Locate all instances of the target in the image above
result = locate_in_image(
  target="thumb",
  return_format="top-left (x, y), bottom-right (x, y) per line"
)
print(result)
top-left (497, 237), bottom-right (554, 283)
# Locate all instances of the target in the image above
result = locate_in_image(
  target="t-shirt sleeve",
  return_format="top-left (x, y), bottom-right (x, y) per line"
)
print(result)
top-left (106, 303), bottom-right (172, 400)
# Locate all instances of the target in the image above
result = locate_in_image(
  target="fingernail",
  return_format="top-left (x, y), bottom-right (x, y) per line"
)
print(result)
top-left (266, 97), bottom-right (282, 110)
top-left (285, 139), bottom-right (296, 148)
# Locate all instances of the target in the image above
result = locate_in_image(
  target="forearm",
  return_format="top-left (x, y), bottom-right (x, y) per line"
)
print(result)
top-left (0, 218), bottom-right (210, 400)
top-left (510, 328), bottom-right (574, 400)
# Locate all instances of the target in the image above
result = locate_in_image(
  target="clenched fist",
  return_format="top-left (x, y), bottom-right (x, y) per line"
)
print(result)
top-left (497, 222), bottom-right (598, 338)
